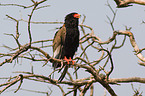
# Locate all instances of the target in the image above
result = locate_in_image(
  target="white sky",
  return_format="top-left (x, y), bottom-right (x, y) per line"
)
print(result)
top-left (0, 0), bottom-right (145, 96)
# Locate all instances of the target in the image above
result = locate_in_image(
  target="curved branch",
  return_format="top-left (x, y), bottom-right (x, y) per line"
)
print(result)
top-left (99, 48), bottom-right (114, 79)
top-left (115, 30), bottom-right (145, 63)
top-left (27, 2), bottom-right (38, 46)
top-left (74, 63), bottom-right (117, 96)
top-left (114, 0), bottom-right (145, 8)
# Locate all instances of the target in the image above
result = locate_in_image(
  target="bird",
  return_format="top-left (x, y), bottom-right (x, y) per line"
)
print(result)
top-left (52, 12), bottom-right (80, 82)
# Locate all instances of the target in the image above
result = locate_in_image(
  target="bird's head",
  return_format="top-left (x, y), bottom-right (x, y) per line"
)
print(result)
top-left (65, 12), bottom-right (80, 28)
top-left (65, 12), bottom-right (80, 19)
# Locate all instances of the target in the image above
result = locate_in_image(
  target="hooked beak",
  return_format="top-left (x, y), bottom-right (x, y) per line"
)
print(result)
top-left (73, 14), bottom-right (81, 18)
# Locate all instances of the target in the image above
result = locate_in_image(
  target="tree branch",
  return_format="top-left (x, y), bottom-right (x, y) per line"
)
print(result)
top-left (114, 0), bottom-right (145, 8)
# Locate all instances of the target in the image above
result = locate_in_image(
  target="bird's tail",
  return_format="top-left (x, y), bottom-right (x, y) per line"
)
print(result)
top-left (58, 65), bottom-right (69, 82)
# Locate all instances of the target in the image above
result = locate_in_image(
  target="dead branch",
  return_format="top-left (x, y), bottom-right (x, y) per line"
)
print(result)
top-left (0, 0), bottom-right (145, 96)
top-left (115, 30), bottom-right (145, 62)
top-left (114, 0), bottom-right (145, 8)
top-left (109, 77), bottom-right (145, 84)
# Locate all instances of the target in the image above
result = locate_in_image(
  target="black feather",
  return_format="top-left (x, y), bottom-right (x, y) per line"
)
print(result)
top-left (52, 12), bottom-right (80, 82)
top-left (58, 65), bottom-right (69, 82)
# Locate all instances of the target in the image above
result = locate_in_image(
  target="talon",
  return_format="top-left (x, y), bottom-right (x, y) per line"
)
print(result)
top-left (69, 57), bottom-right (75, 65)
top-left (63, 56), bottom-right (71, 64)
top-left (63, 56), bottom-right (75, 65)
top-left (72, 60), bottom-right (75, 65)
top-left (68, 57), bottom-right (72, 61)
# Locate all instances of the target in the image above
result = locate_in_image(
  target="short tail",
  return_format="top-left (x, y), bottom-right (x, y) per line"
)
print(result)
top-left (58, 65), bottom-right (69, 82)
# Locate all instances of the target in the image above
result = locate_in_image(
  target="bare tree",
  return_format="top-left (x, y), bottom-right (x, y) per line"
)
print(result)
top-left (0, 0), bottom-right (145, 96)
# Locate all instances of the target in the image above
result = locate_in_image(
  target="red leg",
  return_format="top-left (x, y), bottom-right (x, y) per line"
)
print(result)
top-left (69, 57), bottom-right (75, 65)
top-left (63, 56), bottom-right (75, 65)
top-left (71, 60), bottom-right (75, 65)
top-left (63, 56), bottom-right (71, 64)
top-left (68, 57), bottom-right (72, 61)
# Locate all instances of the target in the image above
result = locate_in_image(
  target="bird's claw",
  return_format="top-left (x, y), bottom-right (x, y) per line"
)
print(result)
top-left (63, 56), bottom-right (75, 65)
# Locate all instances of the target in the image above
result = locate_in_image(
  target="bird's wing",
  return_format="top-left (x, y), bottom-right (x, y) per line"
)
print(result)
top-left (52, 25), bottom-right (66, 68)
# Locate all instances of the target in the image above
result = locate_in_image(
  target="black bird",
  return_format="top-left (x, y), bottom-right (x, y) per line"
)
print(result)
top-left (52, 12), bottom-right (80, 82)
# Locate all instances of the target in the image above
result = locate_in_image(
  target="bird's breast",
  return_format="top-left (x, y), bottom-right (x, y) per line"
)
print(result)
top-left (63, 28), bottom-right (79, 58)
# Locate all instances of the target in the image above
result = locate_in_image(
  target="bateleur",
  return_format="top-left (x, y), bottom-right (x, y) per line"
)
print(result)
top-left (52, 12), bottom-right (80, 82)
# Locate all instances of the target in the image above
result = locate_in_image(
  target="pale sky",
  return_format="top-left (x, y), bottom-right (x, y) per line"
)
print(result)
top-left (0, 0), bottom-right (145, 96)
